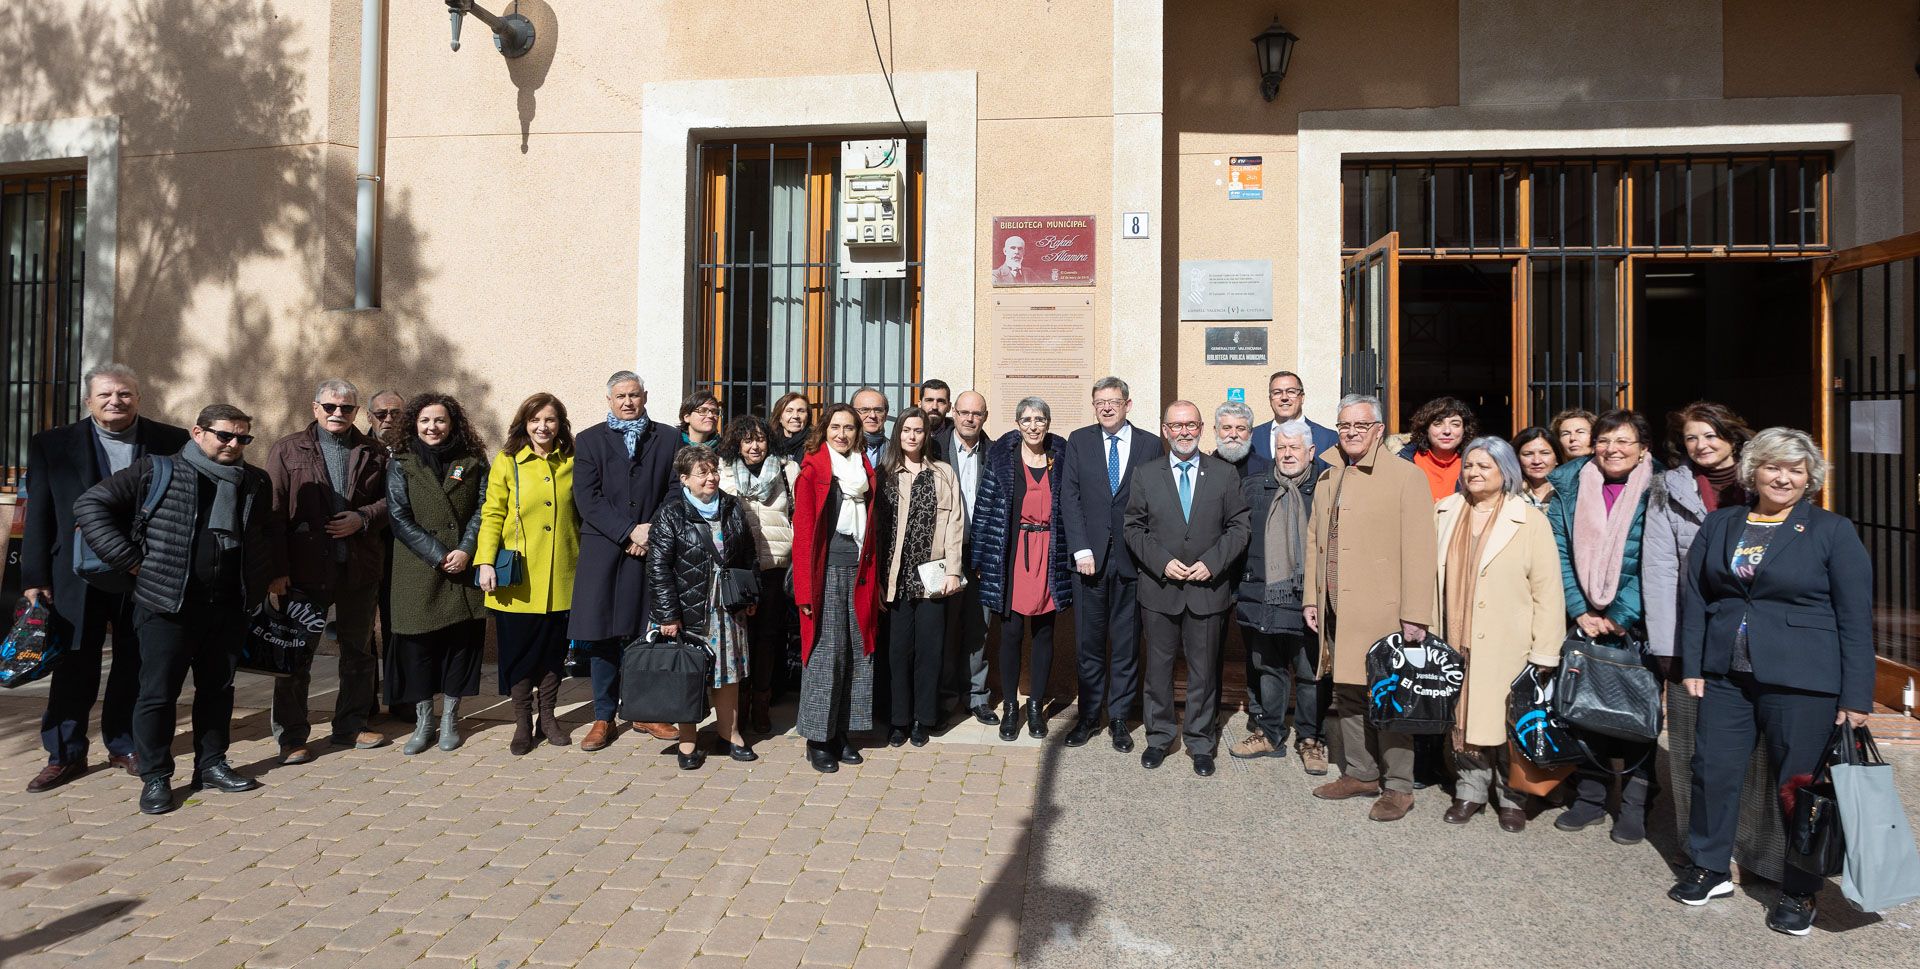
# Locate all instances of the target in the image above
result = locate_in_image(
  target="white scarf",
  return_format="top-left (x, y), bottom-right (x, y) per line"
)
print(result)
top-left (828, 445), bottom-right (870, 543)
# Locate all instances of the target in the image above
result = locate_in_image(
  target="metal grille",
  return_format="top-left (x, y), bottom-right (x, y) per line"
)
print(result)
top-left (3, 173), bottom-right (87, 493)
top-left (1827, 259), bottom-right (1918, 667)
top-left (692, 139), bottom-right (923, 419)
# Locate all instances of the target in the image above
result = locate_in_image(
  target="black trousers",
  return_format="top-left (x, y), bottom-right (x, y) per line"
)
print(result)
top-left (887, 597), bottom-right (948, 727)
top-left (748, 568), bottom-right (790, 703)
top-left (1141, 607), bottom-right (1224, 757)
top-left (40, 590), bottom-right (141, 764)
top-left (1241, 627), bottom-right (1324, 745)
top-left (1072, 567), bottom-right (1141, 723)
top-left (1689, 672), bottom-right (1837, 896)
top-left (132, 598), bottom-right (245, 783)
top-left (999, 610), bottom-right (1057, 703)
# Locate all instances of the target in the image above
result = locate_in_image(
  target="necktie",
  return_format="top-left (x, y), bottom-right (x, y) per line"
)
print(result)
top-left (1106, 434), bottom-right (1121, 495)
top-left (1177, 461), bottom-right (1193, 522)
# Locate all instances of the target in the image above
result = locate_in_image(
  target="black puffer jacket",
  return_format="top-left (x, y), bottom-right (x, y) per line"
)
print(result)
top-left (646, 490), bottom-right (757, 638)
top-left (1234, 452), bottom-right (1316, 635)
top-left (74, 454), bottom-right (284, 614)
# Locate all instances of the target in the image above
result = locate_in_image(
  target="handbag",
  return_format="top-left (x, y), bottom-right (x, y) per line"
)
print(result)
top-left (238, 594), bottom-right (326, 678)
top-left (717, 567), bottom-right (761, 614)
top-left (0, 600), bottom-right (66, 688)
top-left (1553, 629), bottom-right (1662, 743)
top-left (1832, 726), bottom-right (1920, 911)
top-left (1784, 723), bottom-right (1855, 878)
top-left (475, 459), bottom-right (526, 589)
top-left (1506, 664), bottom-right (1584, 768)
top-left (73, 455), bottom-right (173, 594)
top-left (618, 628), bottom-right (715, 724)
top-left (1364, 631), bottom-right (1464, 735)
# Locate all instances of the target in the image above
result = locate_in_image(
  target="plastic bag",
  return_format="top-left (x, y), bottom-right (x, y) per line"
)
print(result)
top-left (0, 599), bottom-right (66, 688)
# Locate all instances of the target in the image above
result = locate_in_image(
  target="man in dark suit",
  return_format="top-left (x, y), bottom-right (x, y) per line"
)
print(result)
top-left (20, 364), bottom-right (189, 793)
top-left (1123, 401), bottom-right (1250, 776)
top-left (1251, 370), bottom-right (1338, 467)
top-left (1061, 376), bottom-right (1164, 752)
top-left (569, 370), bottom-right (678, 751)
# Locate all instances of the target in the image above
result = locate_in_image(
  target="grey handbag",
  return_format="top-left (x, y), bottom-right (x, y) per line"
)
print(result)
top-left (1553, 629), bottom-right (1662, 743)
top-left (1833, 727), bottom-right (1920, 912)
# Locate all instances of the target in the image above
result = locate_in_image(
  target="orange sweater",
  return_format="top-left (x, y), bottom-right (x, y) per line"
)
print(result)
top-left (1413, 448), bottom-right (1460, 502)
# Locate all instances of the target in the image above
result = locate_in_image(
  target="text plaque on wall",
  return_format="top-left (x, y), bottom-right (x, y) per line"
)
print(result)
top-left (1180, 259), bottom-right (1273, 321)
top-left (991, 296), bottom-right (1096, 429)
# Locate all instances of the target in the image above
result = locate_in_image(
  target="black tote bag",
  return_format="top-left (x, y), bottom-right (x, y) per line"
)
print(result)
top-left (618, 629), bottom-right (715, 725)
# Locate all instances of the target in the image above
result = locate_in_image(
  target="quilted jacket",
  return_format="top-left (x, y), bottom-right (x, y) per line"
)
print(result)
top-left (646, 490), bottom-right (758, 639)
top-left (968, 430), bottom-right (1074, 616)
top-left (74, 454), bottom-right (283, 614)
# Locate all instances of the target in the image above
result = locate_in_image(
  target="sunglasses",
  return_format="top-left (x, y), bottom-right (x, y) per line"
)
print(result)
top-left (370, 409), bottom-right (401, 420)
top-left (201, 427), bottom-right (255, 445)
top-left (319, 402), bottom-right (358, 416)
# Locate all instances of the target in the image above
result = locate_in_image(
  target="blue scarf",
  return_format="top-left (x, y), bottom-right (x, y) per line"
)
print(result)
top-left (684, 487), bottom-right (722, 521)
top-left (607, 412), bottom-right (649, 458)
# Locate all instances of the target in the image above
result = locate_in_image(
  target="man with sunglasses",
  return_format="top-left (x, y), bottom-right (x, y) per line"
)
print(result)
top-left (364, 389), bottom-right (408, 720)
top-left (365, 390), bottom-right (407, 453)
top-left (74, 404), bottom-right (287, 814)
top-left (264, 379), bottom-right (392, 763)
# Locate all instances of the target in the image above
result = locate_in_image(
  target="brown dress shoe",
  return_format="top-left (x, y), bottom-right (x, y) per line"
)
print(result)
top-left (1497, 807), bottom-right (1527, 832)
top-left (1369, 790), bottom-right (1416, 822)
top-left (1443, 798), bottom-right (1485, 825)
top-left (106, 753), bottom-right (140, 777)
top-left (26, 762), bottom-right (85, 793)
top-left (635, 722), bottom-right (679, 741)
top-left (1312, 774), bottom-right (1383, 801)
top-left (278, 745), bottom-right (316, 766)
top-left (581, 720), bottom-right (616, 751)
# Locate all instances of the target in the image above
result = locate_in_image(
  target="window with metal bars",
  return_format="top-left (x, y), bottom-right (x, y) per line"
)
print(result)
top-left (691, 139), bottom-right (924, 419)
top-left (2, 172), bottom-right (87, 493)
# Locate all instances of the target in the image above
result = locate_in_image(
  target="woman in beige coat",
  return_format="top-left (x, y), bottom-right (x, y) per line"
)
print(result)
top-left (878, 408), bottom-right (966, 747)
top-left (717, 415), bottom-right (802, 735)
top-left (1432, 436), bottom-right (1566, 832)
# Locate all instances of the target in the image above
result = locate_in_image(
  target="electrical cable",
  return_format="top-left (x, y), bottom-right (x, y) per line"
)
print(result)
top-left (864, 0), bottom-right (913, 136)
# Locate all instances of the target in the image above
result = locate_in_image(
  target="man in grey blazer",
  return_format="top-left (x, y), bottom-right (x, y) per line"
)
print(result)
top-left (1123, 401), bottom-right (1251, 776)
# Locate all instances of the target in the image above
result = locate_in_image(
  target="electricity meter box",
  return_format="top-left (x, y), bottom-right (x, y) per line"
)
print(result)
top-left (838, 139), bottom-right (907, 280)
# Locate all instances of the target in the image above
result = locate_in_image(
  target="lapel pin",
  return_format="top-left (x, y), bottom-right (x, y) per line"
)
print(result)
top-left (1793, 523), bottom-right (1804, 532)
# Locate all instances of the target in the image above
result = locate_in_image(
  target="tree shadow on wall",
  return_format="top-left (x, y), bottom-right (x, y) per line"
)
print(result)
top-left (1, 0), bottom-right (490, 434)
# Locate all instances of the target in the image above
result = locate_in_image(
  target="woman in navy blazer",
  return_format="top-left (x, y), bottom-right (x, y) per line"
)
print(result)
top-left (1670, 428), bottom-right (1874, 935)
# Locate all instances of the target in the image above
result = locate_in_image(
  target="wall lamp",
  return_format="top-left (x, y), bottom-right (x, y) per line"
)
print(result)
top-left (447, 0), bottom-right (536, 58)
top-left (1252, 17), bottom-right (1300, 102)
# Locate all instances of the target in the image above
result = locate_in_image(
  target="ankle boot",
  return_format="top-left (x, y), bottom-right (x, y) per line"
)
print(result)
top-left (1555, 773), bottom-right (1610, 831)
top-left (438, 696), bottom-right (462, 751)
top-left (998, 701), bottom-right (1020, 742)
top-left (509, 680), bottom-right (535, 756)
top-left (1612, 777), bottom-right (1652, 845)
top-left (402, 700), bottom-right (437, 755)
top-left (1025, 699), bottom-right (1047, 739)
top-left (536, 672), bottom-right (570, 746)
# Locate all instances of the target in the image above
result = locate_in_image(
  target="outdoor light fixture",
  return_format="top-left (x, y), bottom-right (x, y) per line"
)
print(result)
top-left (447, 0), bottom-right (535, 58)
top-left (1252, 17), bottom-right (1299, 102)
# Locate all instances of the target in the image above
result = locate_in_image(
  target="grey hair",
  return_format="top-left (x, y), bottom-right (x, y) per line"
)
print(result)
top-left (1092, 376), bottom-right (1130, 400)
top-left (1213, 400), bottom-right (1255, 425)
top-left (1015, 397), bottom-right (1051, 423)
top-left (313, 378), bottom-right (359, 402)
top-left (368, 388), bottom-right (405, 404)
top-left (1458, 436), bottom-right (1526, 498)
top-left (1274, 418), bottom-right (1312, 444)
top-left (606, 370), bottom-right (643, 391)
top-left (852, 386), bottom-right (889, 409)
top-left (1739, 427), bottom-right (1827, 496)
top-left (82, 363), bottom-right (139, 396)
top-left (1335, 393), bottom-right (1385, 425)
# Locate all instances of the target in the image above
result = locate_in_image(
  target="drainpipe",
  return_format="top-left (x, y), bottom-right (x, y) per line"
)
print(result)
top-left (353, 0), bottom-right (385, 308)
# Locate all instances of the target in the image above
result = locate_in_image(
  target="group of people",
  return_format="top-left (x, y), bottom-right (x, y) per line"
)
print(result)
top-left (16, 362), bottom-right (1875, 935)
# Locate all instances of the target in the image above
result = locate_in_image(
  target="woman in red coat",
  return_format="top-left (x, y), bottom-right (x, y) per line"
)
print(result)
top-left (791, 403), bottom-right (881, 774)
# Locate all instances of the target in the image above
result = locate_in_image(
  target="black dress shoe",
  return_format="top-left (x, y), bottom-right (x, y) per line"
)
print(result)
top-left (909, 724), bottom-right (930, 747)
top-left (139, 778), bottom-right (175, 815)
top-left (997, 702), bottom-right (1019, 742)
top-left (720, 741), bottom-right (758, 762)
top-left (1063, 719), bottom-right (1099, 748)
top-left (1192, 755), bottom-right (1216, 777)
top-left (807, 742), bottom-right (839, 774)
top-left (888, 727), bottom-right (908, 747)
top-left (676, 750), bottom-right (706, 770)
top-left (973, 704), bottom-right (1000, 726)
top-left (1109, 720), bottom-right (1134, 753)
top-left (1025, 699), bottom-right (1048, 739)
top-left (835, 739), bottom-right (863, 765)
top-left (191, 763), bottom-right (260, 793)
top-left (1141, 746), bottom-right (1168, 770)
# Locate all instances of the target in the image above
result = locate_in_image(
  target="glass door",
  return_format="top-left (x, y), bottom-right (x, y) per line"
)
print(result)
top-left (1341, 232), bottom-right (1400, 428)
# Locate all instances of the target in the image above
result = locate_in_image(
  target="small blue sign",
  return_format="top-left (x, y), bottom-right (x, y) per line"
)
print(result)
top-left (1227, 388), bottom-right (1246, 403)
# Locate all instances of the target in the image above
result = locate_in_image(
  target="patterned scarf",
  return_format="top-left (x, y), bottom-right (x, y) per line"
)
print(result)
top-left (1572, 456), bottom-right (1652, 610)
top-left (607, 413), bottom-right (650, 458)
top-left (731, 457), bottom-right (784, 504)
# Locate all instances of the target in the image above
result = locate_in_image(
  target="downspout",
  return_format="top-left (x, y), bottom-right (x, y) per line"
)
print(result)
top-left (353, 0), bottom-right (385, 308)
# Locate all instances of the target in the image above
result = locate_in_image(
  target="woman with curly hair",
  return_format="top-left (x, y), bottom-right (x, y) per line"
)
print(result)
top-left (1398, 396), bottom-right (1478, 502)
top-left (386, 393), bottom-right (491, 755)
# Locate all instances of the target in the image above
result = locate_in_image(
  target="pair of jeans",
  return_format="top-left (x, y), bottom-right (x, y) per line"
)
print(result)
top-left (1241, 627), bottom-right (1323, 746)
top-left (39, 590), bottom-right (141, 764)
top-left (585, 637), bottom-right (629, 722)
top-left (270, 582), bottom-right (378, 748)
top-left (132, 599), bottom-right (246, 782)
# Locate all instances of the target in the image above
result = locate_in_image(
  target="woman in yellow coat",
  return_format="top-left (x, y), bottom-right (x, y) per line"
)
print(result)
top-left (1431, 436), bottom-right (1566, 832)
top-left (477, 393), bottom-right (582, 755)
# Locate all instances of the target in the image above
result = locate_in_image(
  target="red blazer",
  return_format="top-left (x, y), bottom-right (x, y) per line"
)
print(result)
top-left (791, 445), bottom-right (880, 664)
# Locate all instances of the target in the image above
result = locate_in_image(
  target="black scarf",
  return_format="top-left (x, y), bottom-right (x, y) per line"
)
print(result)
top-left (412, 437), bottom-right (462, 478)
top-left (770, 426), bottom-right (808, 461)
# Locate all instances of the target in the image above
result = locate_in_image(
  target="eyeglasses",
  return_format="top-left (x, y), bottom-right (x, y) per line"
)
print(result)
top-left (318, 402), bottom-right (358, 416)
top-left (954, 409), bottom-right (986, 418)
top-left (201, 427), bottom-right (255, 445)
top-left (855, 407), bottom-right (888, 417)
top-left (692, 405), bottom-right (722, 417)
top-left (370, 409), bottom-right (401, 420)
top-left (1164, 421), bottom-right (1201, 432)
top-left (1091, 398), bottom-right (1126, 411)
top-left (1016, 416), bottom-right (1050, 426)
top-left (1269, 388), bottom-right (1303, 398)
top-left (1334, 421), bottom-right (1381, 434)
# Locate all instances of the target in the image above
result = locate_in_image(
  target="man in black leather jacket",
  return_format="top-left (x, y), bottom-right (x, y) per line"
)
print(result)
top-left (74, 404), bottom-right (288, 815)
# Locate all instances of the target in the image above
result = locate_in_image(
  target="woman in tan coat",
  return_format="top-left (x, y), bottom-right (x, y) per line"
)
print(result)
top-left (1432, 437), bottom-right (1566, 832)
top-left (878, 408), bottom-right (966, 747)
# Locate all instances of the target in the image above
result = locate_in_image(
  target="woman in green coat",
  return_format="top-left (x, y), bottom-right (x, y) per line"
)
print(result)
top-left (387, 393), bottom-right (491, 755)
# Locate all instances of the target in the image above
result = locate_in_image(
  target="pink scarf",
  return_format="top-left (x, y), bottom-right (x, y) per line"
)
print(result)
top-left (1572, 457), bottom-right (1651, 610)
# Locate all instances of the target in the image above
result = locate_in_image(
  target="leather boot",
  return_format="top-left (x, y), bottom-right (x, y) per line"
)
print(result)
top-left (402, 701), bottom-right (437, 755)
top-left (438, 696), bottom-right (462, 751)
top-left (1612, 777), bottom-right (1652, 845)
top-left (581, 720), bottom-right (615, 751)
top-left (1025, 699), bottom-right (1047, 739)
top-left (536, 672), bottom-right (570, 746)
top-left (1555, 773), bottom-right (1611, 831)
top-left (997, 701), bottom-right (1019, 742)
top-left (509, 680), bottom-right (535, 756)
